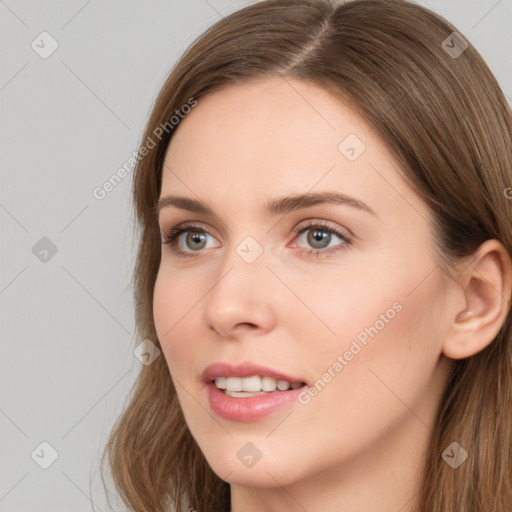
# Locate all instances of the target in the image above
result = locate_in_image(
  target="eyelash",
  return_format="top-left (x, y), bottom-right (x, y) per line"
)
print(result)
top-left (161, 220), bottom-right (352, 260)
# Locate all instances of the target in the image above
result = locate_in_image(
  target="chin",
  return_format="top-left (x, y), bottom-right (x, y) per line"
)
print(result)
top-left (196, 435), bottom-right (307, 488)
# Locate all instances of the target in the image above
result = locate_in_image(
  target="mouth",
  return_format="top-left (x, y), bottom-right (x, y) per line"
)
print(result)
top-left (201, 362), bottom-right (308, 421)
top-left (214, 375), bottom-right (305, 397)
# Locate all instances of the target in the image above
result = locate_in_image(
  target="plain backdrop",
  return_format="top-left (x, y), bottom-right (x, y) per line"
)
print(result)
top-left (1, 0), bottom-right (511, 511)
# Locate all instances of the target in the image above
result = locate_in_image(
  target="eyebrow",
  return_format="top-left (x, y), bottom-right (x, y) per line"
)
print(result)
top-left (157, 191), bottom-right (376, 218)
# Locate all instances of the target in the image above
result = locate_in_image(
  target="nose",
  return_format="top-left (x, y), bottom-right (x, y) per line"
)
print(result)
top-left (202, 243), bottom-right (277, 339)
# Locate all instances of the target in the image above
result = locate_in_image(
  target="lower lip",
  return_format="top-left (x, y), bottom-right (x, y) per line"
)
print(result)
top-left (206, 383), bottom-right (306, 422)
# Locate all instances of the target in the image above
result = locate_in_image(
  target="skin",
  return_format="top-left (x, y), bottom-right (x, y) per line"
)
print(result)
top-left (153, 77), bottom-right (511, 512)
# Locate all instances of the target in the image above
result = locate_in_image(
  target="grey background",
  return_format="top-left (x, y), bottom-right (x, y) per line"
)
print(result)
top-left (1, 1), bottom-right (510, 511)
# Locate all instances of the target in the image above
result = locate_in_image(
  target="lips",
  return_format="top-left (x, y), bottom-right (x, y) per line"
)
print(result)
top-left (201, 362), bottom-right (308, 422)
top-left (201, 361), bottom-right (307, 385)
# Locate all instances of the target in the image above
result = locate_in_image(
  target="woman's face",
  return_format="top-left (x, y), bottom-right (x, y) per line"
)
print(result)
top-left (153, 77), bottom-right (455, 493)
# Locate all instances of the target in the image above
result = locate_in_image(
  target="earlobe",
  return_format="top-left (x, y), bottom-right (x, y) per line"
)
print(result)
top-left (442, 239), bottom-right (512, 360)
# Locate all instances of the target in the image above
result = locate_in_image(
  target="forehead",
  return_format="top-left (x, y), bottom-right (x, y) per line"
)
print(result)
top-left (166, 77), bottom-right (368, 160)
top-left (159, 77), bottom-right (429, 227)
top-left (163, 78), bottom-right (372, 185)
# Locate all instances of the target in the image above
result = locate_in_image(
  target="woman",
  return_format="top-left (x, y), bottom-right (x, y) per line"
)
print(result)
top-left (101, 0), bottom-right (512, 510)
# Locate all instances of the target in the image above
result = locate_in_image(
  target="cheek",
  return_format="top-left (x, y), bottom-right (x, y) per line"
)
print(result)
top-left (152, 269), bottom-right (200, 374)
top-left (285, 258), bottom-right (434, 367)
top-left (305, 263), bottom-right (446, 430)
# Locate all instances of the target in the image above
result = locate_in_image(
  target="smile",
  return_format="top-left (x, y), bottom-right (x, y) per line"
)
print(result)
top-left (215, 375), bottom-right (304, 396)
top-left (202, 362), bottom-right (308, 421)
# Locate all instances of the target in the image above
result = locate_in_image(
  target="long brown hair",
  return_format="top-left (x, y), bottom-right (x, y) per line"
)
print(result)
top-left (100, 0), bottom-right (512, 510)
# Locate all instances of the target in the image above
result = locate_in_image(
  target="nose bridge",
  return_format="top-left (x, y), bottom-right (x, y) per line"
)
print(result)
top-left (202, 233), bottom-right (274, 335)
top-left (216, 232), bottom-right (268, 289)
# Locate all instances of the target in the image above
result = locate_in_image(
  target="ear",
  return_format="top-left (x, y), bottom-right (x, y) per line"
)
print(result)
top-left (442, 239), bottom-right (512, 360)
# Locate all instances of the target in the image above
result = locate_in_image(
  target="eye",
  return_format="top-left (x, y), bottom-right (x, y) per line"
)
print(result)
top-left (161, 219), bottom-right (352, 259)
top-left (291, 220), bottom-right (352, 258)
top-left (161, 222), bottom-right (218, 259)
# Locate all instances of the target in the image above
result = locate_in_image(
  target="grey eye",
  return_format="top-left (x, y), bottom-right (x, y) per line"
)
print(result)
top-left (182, 231), bottom-right (209, 251)
top-left (306, 228), bottom-right (333, 249)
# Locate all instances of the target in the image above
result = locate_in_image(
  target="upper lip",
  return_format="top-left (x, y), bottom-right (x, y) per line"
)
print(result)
top-left (201, 362), bottom-right (307, 385)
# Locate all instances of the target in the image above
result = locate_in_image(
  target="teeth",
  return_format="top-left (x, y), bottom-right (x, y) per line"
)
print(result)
top-left (262, 376), bottom-right (277, 392)
top-left (214, 375), bottom-right (303, 393)
top-left (225, 390), bottom-right (267, 397)
top-left (242, 376), bottom-right (262, 392)
top-left (215, 377), bottom-right (227, 389)
top-left (276, 380), bottom-right (290, 391)
top-left (226, 377), bottom-right (242, 392)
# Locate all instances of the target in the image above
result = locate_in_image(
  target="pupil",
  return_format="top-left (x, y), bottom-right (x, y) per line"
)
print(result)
top-left (187, 232), bottom-right (206, 249)
top-left (308, 229), bottom-right (330, 248)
